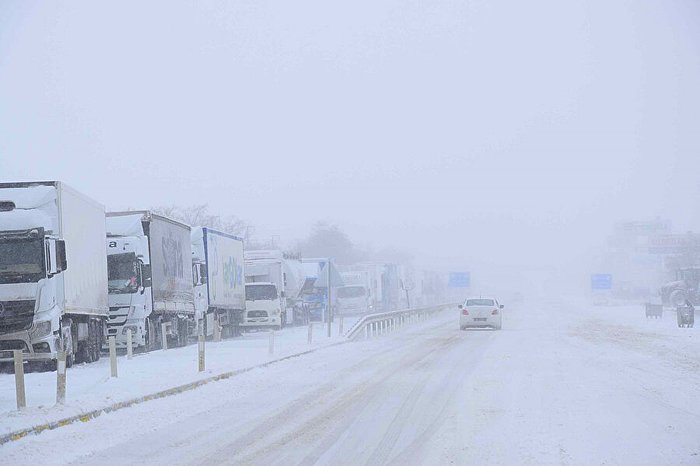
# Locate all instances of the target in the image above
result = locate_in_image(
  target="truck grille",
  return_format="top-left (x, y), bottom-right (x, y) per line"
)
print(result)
top-left (0, 300), bottom-right (36, 334)
top-left (107, 307), bottom-right (129, 328)
top-left (248, 310), bottom-right (268, 318)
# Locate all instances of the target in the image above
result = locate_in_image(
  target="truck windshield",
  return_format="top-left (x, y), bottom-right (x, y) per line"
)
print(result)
top-left (338, 286), bottom-right (366, 298)
top-left (108, 253), bottom-right (139, 294)
top-left (0, 238), bottom-right (45, 284)
top-left (246, 284), bottom-right (278, 301)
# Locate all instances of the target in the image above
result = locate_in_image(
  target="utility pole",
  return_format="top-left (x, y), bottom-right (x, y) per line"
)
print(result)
top-left (327, 258), bottom-right (332, 338)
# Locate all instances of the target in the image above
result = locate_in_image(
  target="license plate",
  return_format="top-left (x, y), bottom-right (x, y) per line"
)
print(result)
top-left (474, 318), bottom-right (487, 322)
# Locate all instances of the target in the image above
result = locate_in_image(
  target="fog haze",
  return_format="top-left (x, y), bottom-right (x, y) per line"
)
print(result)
top-left (2, 0), bottom-right (699, 275)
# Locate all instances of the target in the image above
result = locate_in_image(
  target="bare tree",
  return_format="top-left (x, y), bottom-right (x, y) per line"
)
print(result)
top-left (151, 204), bottom-right (253, 243)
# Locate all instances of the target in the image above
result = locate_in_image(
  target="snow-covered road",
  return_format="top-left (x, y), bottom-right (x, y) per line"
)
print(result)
top-left (3, 299), bottom-right (699, 465)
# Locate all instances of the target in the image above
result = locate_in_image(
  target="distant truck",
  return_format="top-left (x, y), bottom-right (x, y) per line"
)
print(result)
top-left (191, 227), bottom-right (246, 338)
top-left (243, 250), bottom-right (304, 329)
top-left (343, 263), bottom-right (401, 312)
top-left (300, 258), bottom-right (345, 322)
top-left (106, 211), bottom-right (195, 350)
top-left (660, 267), bottom-right (700, 307)
top-left (337, 271), bottom-right (371, 315)
top-left (0, 181), bottom-right (108, 368)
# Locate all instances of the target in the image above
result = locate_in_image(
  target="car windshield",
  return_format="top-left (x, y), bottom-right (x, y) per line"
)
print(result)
top-left (245, 284), bottom-right (278, 301)
top-left (338, 286), bottom-right (366, 298)
top-left (0, 238), bottom-right (45, 284)
top-left (465, 299), bottom-right (495, 306)
top-left (108, 253), bottom-right (138, 294)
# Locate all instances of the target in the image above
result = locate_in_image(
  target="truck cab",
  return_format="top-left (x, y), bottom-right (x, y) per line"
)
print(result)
top-left (0, 227), bottom-right (67, 362)
top-left (106, 236), bottom-right (152, 348)
top-left (243, 282), bottom-right (282, 329)
top-left (336, 285), bottom-right (370, 315)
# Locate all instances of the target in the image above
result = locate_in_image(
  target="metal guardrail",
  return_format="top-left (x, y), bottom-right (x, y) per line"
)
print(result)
top-left (345, 303), bottom-right (456, 341)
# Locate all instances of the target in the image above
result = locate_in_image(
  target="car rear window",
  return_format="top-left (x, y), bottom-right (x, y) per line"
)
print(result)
top-left (465, 299), bottom-right (495, 306)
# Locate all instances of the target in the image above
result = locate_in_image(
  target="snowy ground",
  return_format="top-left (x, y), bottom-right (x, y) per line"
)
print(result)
top-left (0, 317), bottom-right (360, 436)
top-left (2, 299), bottom-right (699, 465)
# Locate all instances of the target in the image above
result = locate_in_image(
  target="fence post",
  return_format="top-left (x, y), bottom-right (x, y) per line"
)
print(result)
top-left (126, 329), bottom-right (133, 360)
top-left (56, 351), bottom-right (66, 405)
top-left (198, 334), bottom-right (205, 372)
top-left (307, 322), bottom-right (313, 344)
top-left (161, 322), bottom-right (168, 350)
top-left (338, 316), bottom-right (344, 335)
top-left (109, 336), bottom-right (118, 378)
top-left (269, 330), bottom-right (275, 355)
top-left (13, 350), bottom-right (26, 410)
top-left (364, 324), bottom-right (368, 339)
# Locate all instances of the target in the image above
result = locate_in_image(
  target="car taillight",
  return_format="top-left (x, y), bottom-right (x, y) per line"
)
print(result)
top-left (462, 309), bottom-right (469, 315)
top-left (492, 309), bottom-right (499, 315)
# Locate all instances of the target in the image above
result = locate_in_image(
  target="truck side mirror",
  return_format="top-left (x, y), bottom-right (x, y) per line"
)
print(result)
top-left (56, 240), bottom-right (67, 272)
top-left (458, 304), bottom-right (463, 309)
top-left (141, 263), bottom-right (152, 288)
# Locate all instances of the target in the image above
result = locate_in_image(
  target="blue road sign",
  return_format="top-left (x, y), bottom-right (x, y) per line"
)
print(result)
top-left (591, 274), bottom-right (613, 290)
top-left (448, 272), bottom-right (470, 288)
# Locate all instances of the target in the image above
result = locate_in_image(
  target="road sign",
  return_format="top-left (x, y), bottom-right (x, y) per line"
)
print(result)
top-left (448, 272), bottom-right (470, 288)
top-left (591, 274), bottom-right (612, 290)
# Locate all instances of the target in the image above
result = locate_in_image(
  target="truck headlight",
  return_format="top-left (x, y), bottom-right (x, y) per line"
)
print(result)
top-left (31, 320), bottom-right (53, 338)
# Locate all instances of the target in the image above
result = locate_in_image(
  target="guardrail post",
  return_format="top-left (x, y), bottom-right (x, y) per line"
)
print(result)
top-left (109, 336), bottom-right (118, 378)
top-left (364, 324), bottom-right (368, 339)
top-left (198, 335), bottom-right (205, 372)
top-left (307, 322), bottom-right (313, 344)
top-left (14, 350), bottom-right (26, 410)
top-left (56, 351), bottom-right (66, 405)
top-left (269, 330), bottom-right (275, 355)
top-left (161, 323), bottom-right (168, 350)
top-left (338, 316), bottom-right (344, 335)
top-left (126, 329), bottom-right (133, 360)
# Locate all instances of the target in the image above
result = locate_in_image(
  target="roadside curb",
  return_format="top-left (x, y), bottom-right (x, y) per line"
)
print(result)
top-left (0, 339), bottom-right (350, 446)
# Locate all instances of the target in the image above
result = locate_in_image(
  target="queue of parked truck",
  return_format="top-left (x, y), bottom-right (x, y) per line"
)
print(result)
top-left (0, 181), bottom-right (438, 369)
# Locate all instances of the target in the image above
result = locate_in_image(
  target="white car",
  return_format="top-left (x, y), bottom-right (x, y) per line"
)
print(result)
top-left (459, 297), bottom-right (503, 330)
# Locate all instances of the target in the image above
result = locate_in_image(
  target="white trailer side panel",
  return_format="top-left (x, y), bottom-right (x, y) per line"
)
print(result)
top-left (205, 228), bottom-right (245, 310)
top-left (57, 183), bottom-right (108, 316)
top-left (149, 216), bottom-right (195, 314)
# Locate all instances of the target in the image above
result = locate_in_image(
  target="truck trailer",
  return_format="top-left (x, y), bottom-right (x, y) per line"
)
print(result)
top-left (106, 211), bottom-right (195, 350)
top-left (0, 181), bottom-right (108, 368)
top-left (191, 227), bottom-right (246, 338)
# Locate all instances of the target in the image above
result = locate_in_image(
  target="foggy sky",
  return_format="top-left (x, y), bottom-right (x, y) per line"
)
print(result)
top-left (1, 0), bottom-right (699, 274)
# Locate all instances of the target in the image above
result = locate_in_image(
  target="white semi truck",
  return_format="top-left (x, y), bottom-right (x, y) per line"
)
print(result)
top-left (243, 250), bottom-right (304, 329)
top-left (191, 227), bottom-right (246, 338)
top-left (0, 181), bottom-right (108, 368)
top-left (106, 211), bottom-right (195, 350)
